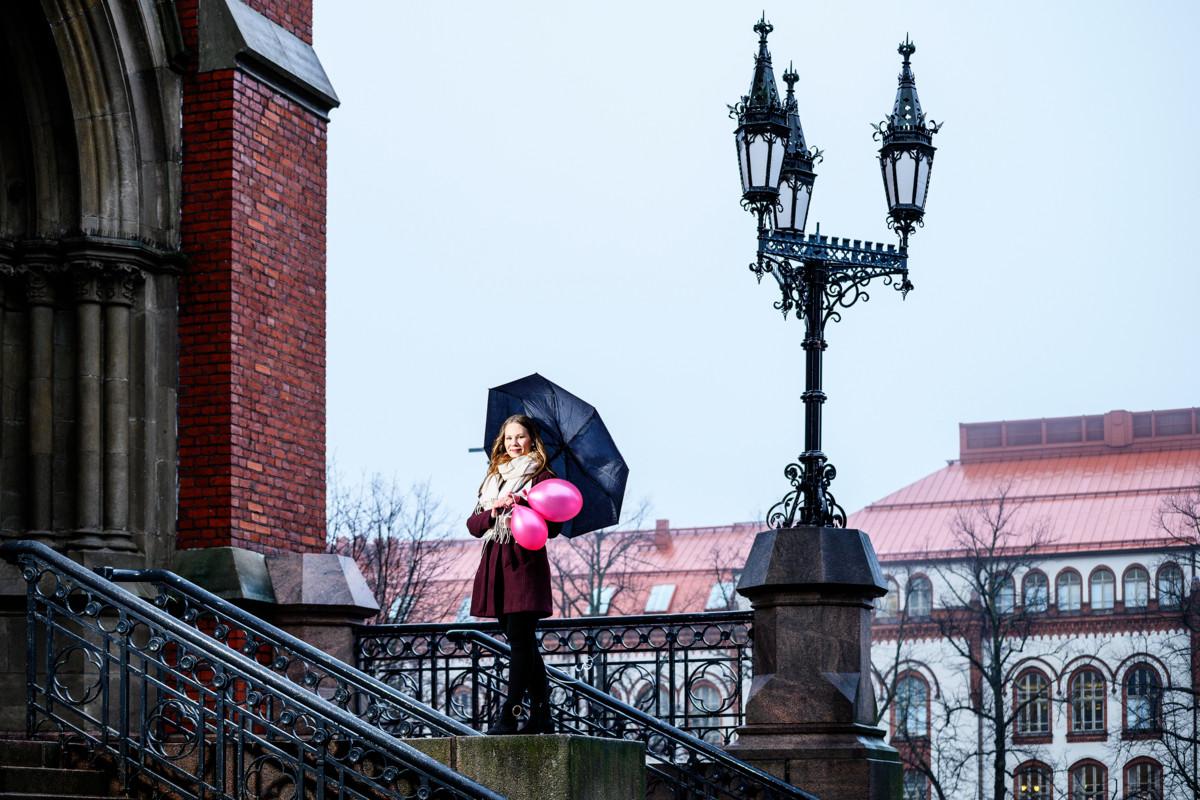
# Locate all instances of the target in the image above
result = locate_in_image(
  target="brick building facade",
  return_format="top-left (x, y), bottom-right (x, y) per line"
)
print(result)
top-left (0, 0), bottom-right (368, 731)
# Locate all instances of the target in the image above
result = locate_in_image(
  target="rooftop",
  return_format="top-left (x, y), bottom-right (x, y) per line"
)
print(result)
top-left (848, 408), bottom-right (1200, 560)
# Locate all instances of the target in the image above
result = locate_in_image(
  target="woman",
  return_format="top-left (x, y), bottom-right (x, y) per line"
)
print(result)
top-left (467, 414), bottom-right (560, 735)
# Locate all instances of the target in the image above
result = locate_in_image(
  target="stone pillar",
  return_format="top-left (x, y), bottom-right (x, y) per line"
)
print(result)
top-left (25, 270), bottom-right (54, 534)
top-left (102, 270), bottom-right (136, 534)
top-left (727, 526), bottom-right (901, 800)
top-left (73, 269), bottom-right (104, 540)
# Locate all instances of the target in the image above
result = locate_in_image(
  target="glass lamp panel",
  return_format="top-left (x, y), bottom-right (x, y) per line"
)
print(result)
top-left (749, 136), bottom-right (770, 188)
top-left (915, 156), bottom-right (931, 209)
top-left (738, 136), bottom-right (751, 194)
top-left (765, 137), bottom-right (783, 189)
top-left (794, 184), bottom-right (811, 232)
top-left (883, 156), bottom-right (898, 209)
top-left (895, 151), bottom-right (917, 206)
top-left (775, 177), bottom-right (797, 230)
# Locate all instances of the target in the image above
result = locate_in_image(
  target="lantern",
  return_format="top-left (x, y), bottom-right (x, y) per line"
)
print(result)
top-left (877, 38), bottom-right (939, 242)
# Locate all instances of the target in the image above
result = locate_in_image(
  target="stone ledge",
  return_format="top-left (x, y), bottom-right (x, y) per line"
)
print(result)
top-left (403, 735), bottom-right (645, 800)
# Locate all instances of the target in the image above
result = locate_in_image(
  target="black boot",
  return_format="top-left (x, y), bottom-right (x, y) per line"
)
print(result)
top-left (517, 701), bottom-right (553, 735)
top-left (485, 700), bottom-right (523, 736)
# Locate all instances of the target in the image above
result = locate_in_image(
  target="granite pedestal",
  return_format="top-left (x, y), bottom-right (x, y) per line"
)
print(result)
top-left (725, 526), bottom-right (901, 800)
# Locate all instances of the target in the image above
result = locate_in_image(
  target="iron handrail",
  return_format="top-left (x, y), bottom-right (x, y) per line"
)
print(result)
top-left (101, 565), bottom-right (477, 738)
top-left (1, 540), bottom-right (504, 800)
top-left (446, 628), bottom-right (817, 800)
top-left (362, 609), bottom-right (754, 636)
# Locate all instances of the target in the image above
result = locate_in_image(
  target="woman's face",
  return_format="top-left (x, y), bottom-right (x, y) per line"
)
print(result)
top-left (504, 422), bottom-right (532, 458)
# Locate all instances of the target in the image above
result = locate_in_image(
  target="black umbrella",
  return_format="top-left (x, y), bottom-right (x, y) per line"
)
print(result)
top-left (484, 374), bottom-right (629, 537)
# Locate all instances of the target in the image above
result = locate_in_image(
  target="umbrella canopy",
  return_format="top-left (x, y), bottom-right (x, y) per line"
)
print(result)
top-left (484, 374), bottom-right (629, 537)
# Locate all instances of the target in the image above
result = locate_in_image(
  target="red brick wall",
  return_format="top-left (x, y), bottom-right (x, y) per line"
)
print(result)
top-left (177, 0), bottom-right (326, 554)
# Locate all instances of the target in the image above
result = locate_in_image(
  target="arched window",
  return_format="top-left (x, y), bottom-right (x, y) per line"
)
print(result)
top-left (1015, 762), bottom-right (1052, 800)
top-left (1023, 571), bottom-right (1049, 613)
top-left (1123, 566), bottom-right (1150, 609)
top-left (688, 682), bottom-right (725, 744)
top-left (1124, 666), bottom-right (1162, 733)
top-left (1015, 670), bottom-right (1051, 737)
top-left (902, 770), bottom-right (928, 800)
top-left (995, 576), bottom-right (1015, 615)
top-left (1070, 668), bottom-right (1105, 733)
top-left (1123, 758), bottom-right (1163, 799)
top-left (1157, 563), bottom-right (1184, 609)
top-left (1057, 571), bottom-right (1082, 612)
top-left (907, 576), bottom-right (932, 619)
top-left (1069, 761), bottom-right (1107, 799)
top-left (895, 674), bottom-right (929, 740)
top-left (877, 577), bottom-right (900, 617)
top-left (1089, 568), bottom-right (1115, 611)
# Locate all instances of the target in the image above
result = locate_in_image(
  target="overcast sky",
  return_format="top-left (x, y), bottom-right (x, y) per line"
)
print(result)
top-left (314, 1), bottom-right (1199, 530)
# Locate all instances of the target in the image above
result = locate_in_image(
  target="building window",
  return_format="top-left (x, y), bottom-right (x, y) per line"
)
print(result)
top-left (995, 576), bottom-right (1015, 614)
top-left (455, 596), bottom-right (473, 622)
top-left (1123, 758), bottom-right (1162, 799)
top-left (1023, 571), bottom-right (1049, 613)
top-left (644, 583), bottom-right (676, 613)
top-left (877, 577), bottom-right (900, 617)
top-left (705, 580), bottom-right (736, 610)
top-left (591, 585), bottom-right (616, 614)
top-left (1015, 670), bottom-right (1050, 737)
top-left (1015, 762), bottom-right (1052, 799)
top-left (1069, 761), bottom-right (1107, 799)
top-left (907, 576), bottom-right (932, 618)
top-left (1157, 563), bottom-right (1184, 609)
top-left (902, 770), bottom-right (928, 800)
top-left (688, 682), bottom-right (724, 743)
top-left (1125, 666), bottom-right (1162, 733)
top-left (1123, 567), bottom-right (1150, 609)
top-left (1070, 669), bottom-right (1106, 734)
top-left (895, 674), bottom-right (929, 740)
top-left (1057, 570), bottom-right (1082, 612)
top-left (1089, 568), bottom-right (1115, 611)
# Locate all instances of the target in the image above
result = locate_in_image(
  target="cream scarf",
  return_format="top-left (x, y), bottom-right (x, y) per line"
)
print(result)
top-left (477, 454), bottom-right (541, 544)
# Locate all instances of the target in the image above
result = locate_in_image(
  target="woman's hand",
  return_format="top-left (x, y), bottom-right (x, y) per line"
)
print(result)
top-left (490, 493), bottom-right (517, 517)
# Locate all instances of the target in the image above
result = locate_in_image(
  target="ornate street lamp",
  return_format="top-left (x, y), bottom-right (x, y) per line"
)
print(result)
top-left (773, 65), bottom-right (821, 234)
top-left (875, 37), bottom-right (941, 247)
top-left (732, 18), bottom-right (790, 219)
top-left (731, 20), bottom-right (941, 529)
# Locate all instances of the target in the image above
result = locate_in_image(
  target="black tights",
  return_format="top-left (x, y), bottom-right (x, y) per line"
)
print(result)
top-left (500, 612), bottom-right (548, 710)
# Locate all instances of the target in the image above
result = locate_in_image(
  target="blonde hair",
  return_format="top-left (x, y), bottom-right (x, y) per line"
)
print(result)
top-left (481, 415), bottom-right (552, 487)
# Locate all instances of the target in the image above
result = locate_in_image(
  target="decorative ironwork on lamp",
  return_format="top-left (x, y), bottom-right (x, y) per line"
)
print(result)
top-left (730, 19), bottom-right (942, 529)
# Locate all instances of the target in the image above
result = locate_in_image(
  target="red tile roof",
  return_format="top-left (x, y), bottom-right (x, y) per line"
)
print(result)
top-left (849, 417), bottom-right (1200, 561)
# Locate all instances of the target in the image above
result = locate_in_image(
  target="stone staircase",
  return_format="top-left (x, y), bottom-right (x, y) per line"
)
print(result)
top-left (0, 741), bottom-right (119, 800)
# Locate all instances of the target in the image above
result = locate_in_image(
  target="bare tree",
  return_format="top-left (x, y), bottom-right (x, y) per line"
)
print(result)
top-left (874, 488), bottom-right (1060, 800)
top-left (549, 500), bottom-right (651, 617)
top-left (1108, 484), bottom-right (1200, 798)
top-left (326, 470), bottom-right (459, 624)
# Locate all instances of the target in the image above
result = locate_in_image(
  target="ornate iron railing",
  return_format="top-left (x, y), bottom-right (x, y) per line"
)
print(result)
top-left (355, 612), bottom-right (754, 745)
top-left (439, 629), bottom-right (813, 800)
top-left (101, 565), bottom-right (476, 739)
top-left (1, 541), bottom-right (503, 800)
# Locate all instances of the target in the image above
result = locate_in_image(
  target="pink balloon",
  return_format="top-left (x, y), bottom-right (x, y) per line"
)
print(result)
top-left (524, 479), bottom-right (584, 523)
top-left (510, 505), bottom-right (549, 550)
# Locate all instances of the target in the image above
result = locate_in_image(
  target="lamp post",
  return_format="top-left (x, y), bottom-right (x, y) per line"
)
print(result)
top-left (728, 18), bottom-right (942, 800)
top-left (731, 20), bottom-right (940, 530)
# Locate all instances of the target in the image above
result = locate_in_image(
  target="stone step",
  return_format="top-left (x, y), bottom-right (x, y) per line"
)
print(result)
top-left (0, 767), bottom-right (109, 797)
top-left (0, 741), bottom-right (60, 768)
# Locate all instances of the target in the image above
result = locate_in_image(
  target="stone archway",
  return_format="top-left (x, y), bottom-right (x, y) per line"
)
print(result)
top-left (0, 0), bottom-right (183, 565)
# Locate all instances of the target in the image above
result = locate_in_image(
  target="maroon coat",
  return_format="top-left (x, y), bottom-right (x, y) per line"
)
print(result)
top-left (466, 470), bottom-right (562, 619)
